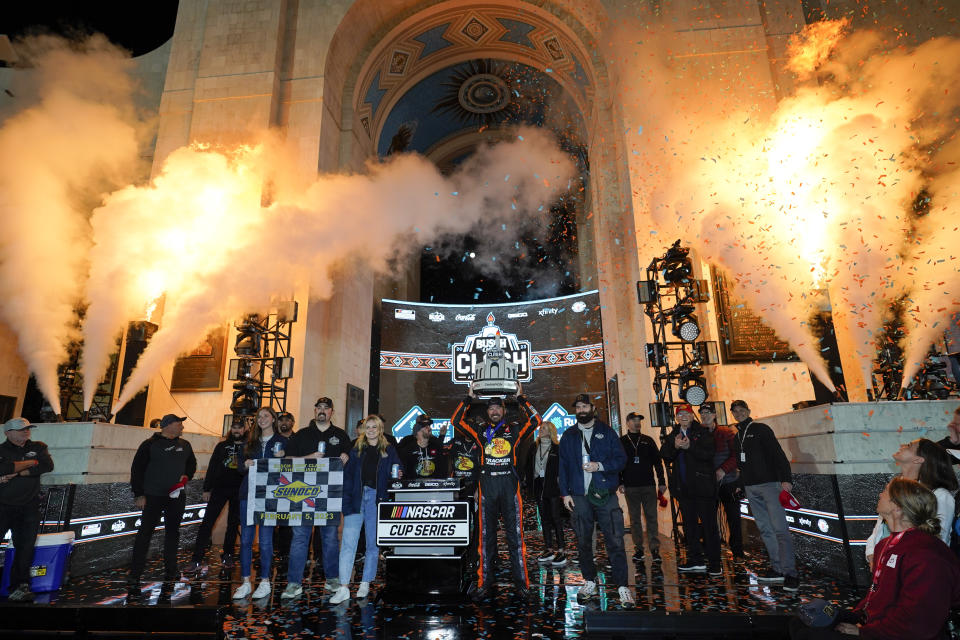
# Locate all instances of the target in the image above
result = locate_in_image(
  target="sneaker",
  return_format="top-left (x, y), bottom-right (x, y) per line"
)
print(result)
top-left (537, 550), bottom-right (556, 563)
top-left (678, 562), bottom-right (706, 573)
top-left (324, 578), bottom-right (341, 593)
top-left (618, 586), bottom-right (635, 608)
top-left (631, 548), bottom-right (645, 561)
top-left (357, 581), bottom-right (370, 599)
top-left (551, 551), bottom-right (568, 567)
top-left (233, 580), bottom-right (252, 599)
top-left (252, 579), bottom-right (271, 599)
top-left (756, 569), bottom-right (784, 583)
top-left (578, 580), bottom-right (597, 599)
top-left (329, 585), bottom-right (350, 604)
top-left (281, 583), bottom-right (303, 599)
top-left (783, 575), bottom-right (800, 591)
top-left (708, 565), bottom-right (723, 577)
top-left (7, 583), bottom-right (33, 602)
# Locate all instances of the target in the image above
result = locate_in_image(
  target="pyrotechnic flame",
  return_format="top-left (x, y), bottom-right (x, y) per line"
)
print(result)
top-left (786, 18), bottom-right (850, 79)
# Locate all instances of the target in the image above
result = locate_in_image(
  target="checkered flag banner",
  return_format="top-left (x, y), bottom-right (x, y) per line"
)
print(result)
top-left (246, 457), bottom-right (344, 526)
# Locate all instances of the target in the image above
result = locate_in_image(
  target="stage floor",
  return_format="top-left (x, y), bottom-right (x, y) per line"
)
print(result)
top-left (15, 517), bottom-right (864, 639)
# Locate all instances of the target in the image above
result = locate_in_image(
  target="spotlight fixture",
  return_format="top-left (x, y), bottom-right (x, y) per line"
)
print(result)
top-left (637, 280), bottom-right (659, 304)
top-left (671, 305), bottom-right (700, 342)
top-left (694, 341), bottom-right (720, 365)
top-left (234, 315), bottom-right (263, 357)
top-left (648, 402), bottom-right (673, 428)
top-left (677, 368), bottom-right (708, 406)
top-left (645, 343), bottom-right (667, 368)
top-left (662, 240), bottom-right (692, 284)
top-left (230, 380), bottom-right (260, 416)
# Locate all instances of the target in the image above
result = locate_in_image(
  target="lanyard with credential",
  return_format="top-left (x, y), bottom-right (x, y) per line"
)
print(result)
top-left (864, 528), bottom-right (909, 612)
top-left (485, 420), bottom-right (505, 442)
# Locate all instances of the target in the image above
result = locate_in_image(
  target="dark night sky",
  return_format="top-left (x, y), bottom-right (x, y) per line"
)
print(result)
top-left (4, 3), bottom-right (179, 57)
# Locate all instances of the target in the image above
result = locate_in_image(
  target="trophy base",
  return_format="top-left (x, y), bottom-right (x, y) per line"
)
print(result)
top-left (472, 380), bottom-right (519, 397)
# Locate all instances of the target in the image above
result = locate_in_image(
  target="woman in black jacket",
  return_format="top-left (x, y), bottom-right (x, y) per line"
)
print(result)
top-left (524, 421), bottom-right (567, 567)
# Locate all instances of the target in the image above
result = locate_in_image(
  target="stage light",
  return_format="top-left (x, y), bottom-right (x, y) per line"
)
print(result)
top-left (694, 341), bottom-right (720, 365)
top-left (671, 305), bottom-right (700, 341)
top-left (678, 368), bottom-right (708, 406)
top-left (230, 380), bottom-right (260, 416)
top-left (274, 357), bottom-right (295, 380)
top-left (662, 240), bottom-right (692, 284)
top-left (234, 315), bottom-right (262, 357)
top-left (636, 280), bottom-right (658, 304)
top-left (648, 402), bottom-right (672, 428)
top-left (645, 343), bottom-right (666, 368)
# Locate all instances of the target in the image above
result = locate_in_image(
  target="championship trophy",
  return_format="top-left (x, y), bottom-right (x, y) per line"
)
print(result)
top-left (471, 344), bottom-right (519, 397)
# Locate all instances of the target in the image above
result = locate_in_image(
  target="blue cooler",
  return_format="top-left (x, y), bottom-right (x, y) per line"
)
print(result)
top-left (1, 531), bottom-right (75, 595)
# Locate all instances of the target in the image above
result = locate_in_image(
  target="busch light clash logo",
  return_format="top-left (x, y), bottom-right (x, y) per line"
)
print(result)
top-left (452, 313), bottom-right (532, 385)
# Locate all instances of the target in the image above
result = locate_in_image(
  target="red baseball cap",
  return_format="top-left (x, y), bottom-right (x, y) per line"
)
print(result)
top-left (779, 490), bottom-right (800, 510)
top-left (674, 403), bottom-right (694, 416)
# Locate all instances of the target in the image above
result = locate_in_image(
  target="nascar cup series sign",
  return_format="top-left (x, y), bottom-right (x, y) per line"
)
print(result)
top-left (376, 501), bottom-right (470, 546)
top-left (452, 312), bottom-right (531, 386)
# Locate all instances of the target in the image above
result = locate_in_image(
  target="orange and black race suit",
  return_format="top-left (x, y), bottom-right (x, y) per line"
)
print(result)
top-left (451, 396), bottom-right (541, 588)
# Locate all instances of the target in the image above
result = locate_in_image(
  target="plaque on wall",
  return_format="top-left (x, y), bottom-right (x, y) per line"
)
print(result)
top-left (711, 266), bottom-right (797, 363)
top-left (170, 326), bottom-right (228, 391)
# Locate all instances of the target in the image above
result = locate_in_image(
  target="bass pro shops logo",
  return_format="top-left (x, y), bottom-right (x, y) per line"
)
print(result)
top-left (451, 312), bottom-right (531, 385)
top-left (272, 477), bottom-right (320, 507)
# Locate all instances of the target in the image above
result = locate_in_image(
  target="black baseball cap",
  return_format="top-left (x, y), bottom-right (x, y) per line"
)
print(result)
top-left (798, 599), bottom-right (839, 628)
top-left (414, 414), bottom-right (433, 432)
top-left (625, 412), bottom-right (644, 422)
top-left (278, 411), bottom-right (294, 420)
top-left (572, 393), bottom-right (592, 407)
top-left (159, 414), bottom-right (187, 428)
top-left (487, 397), bottom-right (505, 407)
top-left (698, 403), bottom-right (716, 413)
top-left (314, 397), bottom-right (333, 409)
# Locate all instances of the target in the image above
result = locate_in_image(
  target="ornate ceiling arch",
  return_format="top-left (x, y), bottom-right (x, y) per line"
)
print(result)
top-left (352, 1), bottom-right (598, 145)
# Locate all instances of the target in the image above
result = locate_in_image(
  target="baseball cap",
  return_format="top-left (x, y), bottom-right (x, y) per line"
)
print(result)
top-left (314, 396), bottom-right (333, 409)
top-left (625, 412), bottom-right (644, 422)
top-left (798, 598), bottom-right (839, 628)
top-left (674, 403), bottom-right (694, 416)
top-left (3, 417), bottom-right (32, 433)
top-left (414, 414), bottom-right (433, 432)
top-left (159, 414), bottom-right (187, 429)
top-left (278, 411), bottom-right (294, 421)
top-left (698, 402), bottom-right (716, 413)
top-left (572, 393), bottom-right (592, 407)
top-left (779, 489), bottom-right (801, 510)
top-left (487, 397), bottom-right (505, 407)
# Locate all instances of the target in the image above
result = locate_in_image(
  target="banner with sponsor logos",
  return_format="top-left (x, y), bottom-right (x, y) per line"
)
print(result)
top-left (379, 291), bottom-right (606, 442)
top-left (246, 457), bottom-right (343, 526)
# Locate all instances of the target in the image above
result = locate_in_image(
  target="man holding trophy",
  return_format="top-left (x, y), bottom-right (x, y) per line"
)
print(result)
top-left (450, 344), bottom-right (541, 603)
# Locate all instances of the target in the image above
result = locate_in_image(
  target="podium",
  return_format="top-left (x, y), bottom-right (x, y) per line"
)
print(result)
top-left (377, 478), bottom-right (473, 602)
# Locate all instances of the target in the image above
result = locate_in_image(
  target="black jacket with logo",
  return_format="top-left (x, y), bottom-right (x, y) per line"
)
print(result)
top-left (735, 418), bottom-right (792, 486)
top-left (619, 432), bottom-right (666, 489)
top-left (203, 436), bottom-right (246, 492)
top-left (0, 439), bottom-right (54, 506)
top-left (659, 422), bottom-right (717, 499)
top-left (131, 433), bottom-right (197, 498)
top-left (286, 421), bottom-right (351, 460)
top-left (396, 435), bottom-right (448, 479)
top-left (445, 435), bottom-right (481, 494)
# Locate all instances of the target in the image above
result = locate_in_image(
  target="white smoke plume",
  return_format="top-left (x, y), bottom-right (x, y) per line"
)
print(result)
top-left (83, 129), bottom-right (573, 411)
top-left (612, 19), bottom-right (960, 393)
top-left (0, 35), bottom-right (143, 414)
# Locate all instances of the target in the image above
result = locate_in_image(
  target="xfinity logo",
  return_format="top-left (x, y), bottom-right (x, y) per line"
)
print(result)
top-left (395, 309), bottom-right (415, 320)
top-left (455, 313), bottom-right (476, 321)
top-left (429, 312), bottom-right (445, 322)
top-left (538, 308), bottom-right (559, 316)
top-left (451, 313), bottom-right (531, 385)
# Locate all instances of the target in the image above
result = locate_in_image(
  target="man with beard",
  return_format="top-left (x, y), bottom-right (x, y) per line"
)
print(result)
top-left (283, 396), bottom-right (350, 599)
top-left (397, 414), bottom-right (448, 479)
top-left (451, 384), bottom-right (541, 602)
top-left (558, 394), bottom-right (633, 608)
top-left (188, 419), bottom-right (247, 575)
top-left (277, 411), bottom-right (296, 438)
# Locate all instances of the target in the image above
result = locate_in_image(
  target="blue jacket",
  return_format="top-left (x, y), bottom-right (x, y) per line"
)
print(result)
top-left (341, 443), bottom-right (401, 516)
top-left (558, 419), bottom-right (626, 497)
top-left (239, 433), bottom-right (288, 498)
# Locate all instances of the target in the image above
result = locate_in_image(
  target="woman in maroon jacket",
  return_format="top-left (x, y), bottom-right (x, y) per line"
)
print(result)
top-left (791, 476), bottom-right (960, 639)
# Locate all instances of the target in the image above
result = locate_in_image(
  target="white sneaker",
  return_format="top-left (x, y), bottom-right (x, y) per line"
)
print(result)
top-left (356, 581), bottom-right (370, 599)
top-left (618, 586), bottom-right (635, 608)
top-left (325, 578), bottom-right (341, 593)
top-left (232, 580), bottom-right (252, 599)
top-left (281, 583), bottom-right (303, 599)
top-left (329, 585), bottom-right (350, 604)
top-left (252, 579), bottom-right (271, 599)
top-left (578, 580), bottom-right (597, 599)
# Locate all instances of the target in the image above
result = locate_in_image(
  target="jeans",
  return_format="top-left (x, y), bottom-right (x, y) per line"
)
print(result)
top-left (533, 478), bottom-right (564, 549)
top-left (623, 485), bottom-right (659, 552)
top-left (288, 515), bottom-right (340, 584)
top-left (718, 482), bottom-right (743, 554)
top-left (129, 493), bottom-right (186, 582)
top-left (746, 481), bottom-right (796, 576)
top-left (0, 499), bottom-right (41, 589)
top-left (571, 494), bottom-right (628, 587)
top-left (193, 486), bottom-right (241, 563)
top-left (238, 499), bottom-right (274, 579)
top-left (338, 486), bottom-right (379, 584)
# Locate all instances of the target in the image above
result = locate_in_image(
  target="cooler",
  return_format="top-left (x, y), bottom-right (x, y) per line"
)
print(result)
top-left (1, 531), bottom-right (75, 595)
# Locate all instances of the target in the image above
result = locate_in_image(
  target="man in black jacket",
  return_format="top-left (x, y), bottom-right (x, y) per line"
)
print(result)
top-left (188, 419), bottom-right (246, 574)
top-left (127, 414), bottom-right (197, 595)
top-left (730, 400), bottom-right (798, 590)
top-left (618, 412), bottom-right (665, 562)
top-left (397, 414), bottom-right (448, 479)
top-left (660, 404), bottom-right (721, 575)
top-left (282, 396), bottom-right (350, 599)
top-left (0, 418), bottom-right (54, 602)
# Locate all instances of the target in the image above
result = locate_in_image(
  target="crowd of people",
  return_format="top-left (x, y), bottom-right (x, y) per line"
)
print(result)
top-left (3, 399), bottom-right (960, 636)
